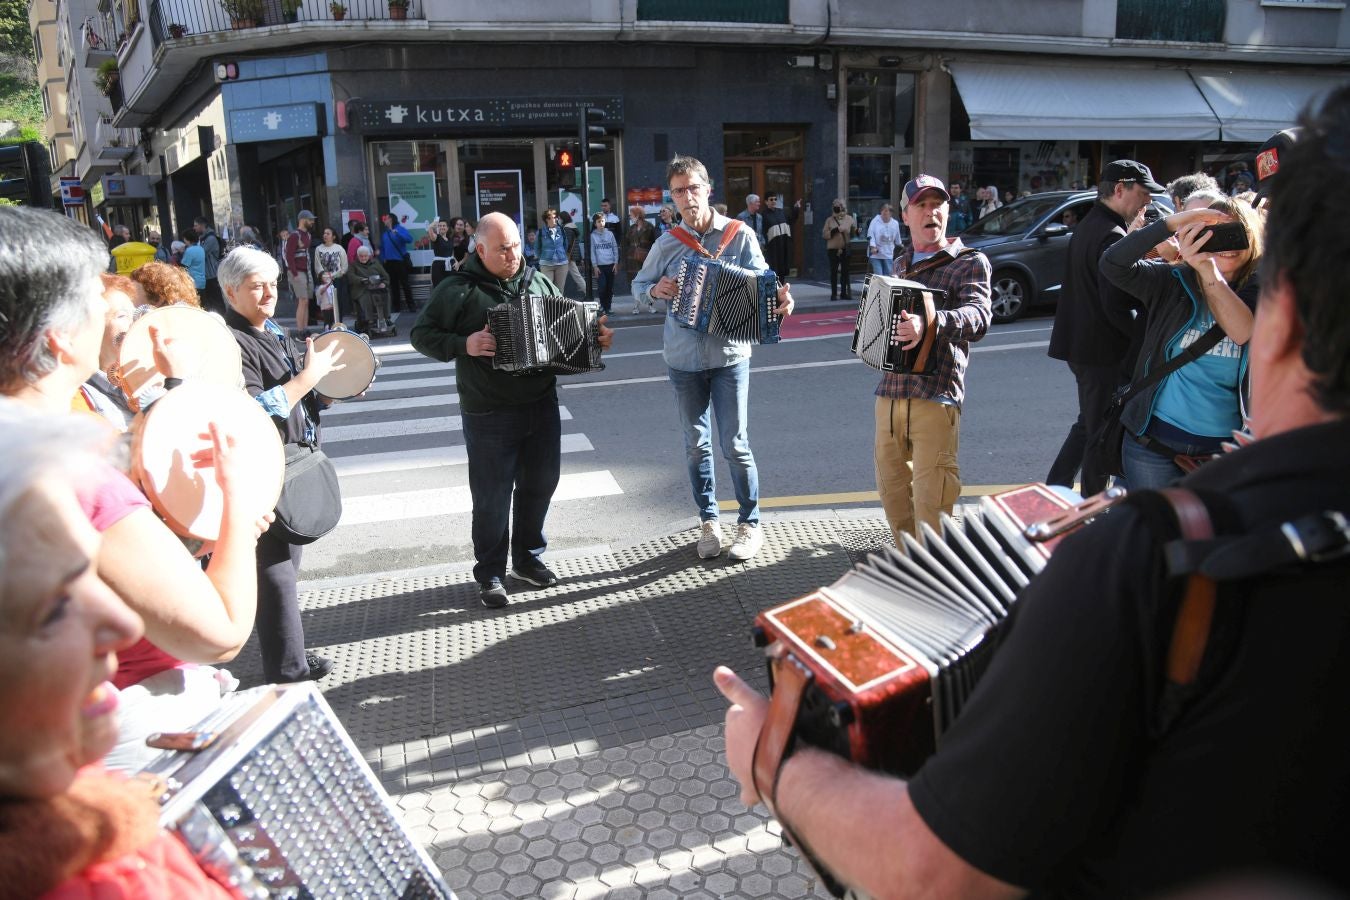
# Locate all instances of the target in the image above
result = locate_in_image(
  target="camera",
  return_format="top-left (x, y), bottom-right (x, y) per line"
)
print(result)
top-left (1196, 221), bottom-right (1249, 253)
top-left (1143, 205), bottom-right (1161, 224)
top-left (833, 204), bottom-right (845, 213)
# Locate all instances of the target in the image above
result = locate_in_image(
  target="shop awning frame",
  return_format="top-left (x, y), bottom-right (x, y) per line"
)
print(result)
top-left (1190, 70), bottom-right (1350, 142)
top-left (949, 61), bottom-right (1223, 141)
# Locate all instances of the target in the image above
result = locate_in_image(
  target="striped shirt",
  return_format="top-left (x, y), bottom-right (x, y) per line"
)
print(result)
top-left (874, 238), bottom-right (992, 409)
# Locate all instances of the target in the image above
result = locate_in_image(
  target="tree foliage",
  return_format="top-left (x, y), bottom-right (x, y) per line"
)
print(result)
top-left (0, 0), bottom-right (33, 60)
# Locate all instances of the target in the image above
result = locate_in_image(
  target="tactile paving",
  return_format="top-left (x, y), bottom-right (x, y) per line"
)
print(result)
top-left (222, 514), bottom-right (892, 897)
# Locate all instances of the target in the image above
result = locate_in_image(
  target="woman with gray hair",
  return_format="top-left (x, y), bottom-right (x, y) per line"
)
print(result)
top-left (0, 205), bottom-right (264, 768)
top-left (348, 242), bottom-right (392, 335)
top-left (220, 245), bottom-right (345, 682)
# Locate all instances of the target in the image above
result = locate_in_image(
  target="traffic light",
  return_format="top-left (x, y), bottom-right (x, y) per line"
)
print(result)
top-left (553, 145), bottom-right (575, 189)
top-left (213, 61), bottom-right (239, 82)
top-left (578, 106), bottom-right (606, 163)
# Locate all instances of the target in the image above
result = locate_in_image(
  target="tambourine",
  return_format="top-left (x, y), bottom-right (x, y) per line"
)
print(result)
top-left (117, 304), bottom-right (242, 408)
top-left (310, 329), bottom-right (378, 400)
top-left (129, 382), bottom-right (285, 542)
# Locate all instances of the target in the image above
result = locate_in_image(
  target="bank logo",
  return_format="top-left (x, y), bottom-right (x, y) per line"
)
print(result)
top-left (385, 104), bottom-right (409, 124)
top-left (263, 111), bottom-right (282, 130)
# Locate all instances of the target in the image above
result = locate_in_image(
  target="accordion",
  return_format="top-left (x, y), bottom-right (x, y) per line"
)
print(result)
top-left (143, 684), bottom-right (455, 899)
top-left (750, 484), bottom-right (1122, 896)
top-left (488, 294), bottom-right (605, 376)
top-left (670, 256), bottom-right (781, 344)
top-left (851, 274), bottom-right (949, 376)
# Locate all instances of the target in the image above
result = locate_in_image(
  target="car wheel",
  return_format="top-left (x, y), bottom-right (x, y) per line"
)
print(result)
top-left (990, 271), bottom-right (1030, 324)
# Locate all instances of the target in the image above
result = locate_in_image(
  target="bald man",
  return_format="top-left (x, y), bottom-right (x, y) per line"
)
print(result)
top-left (411, 213), bottom-right (613, 609)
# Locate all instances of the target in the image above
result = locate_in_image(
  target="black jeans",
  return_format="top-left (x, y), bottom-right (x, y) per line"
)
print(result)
top-left (255, 528), bottom-right (308, 682)
top-left (462, 396), bottom-right (562, 584)
top-left (1046, 360), bottom-right (1123, 496)
top-left (827, 248), bottom-right (851, 297)
top-left (384, 258), bottom-right (415, 311)
top-left (594, 264), bottom-right (615, 313)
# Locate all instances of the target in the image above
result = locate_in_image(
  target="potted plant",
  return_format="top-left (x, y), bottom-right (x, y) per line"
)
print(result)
top-left (167, 21), bottom-right (187, 37)
top-left (388, 0), bottom-right (408, 19)
top-left (281, 0), bottom-right (301, 23)
top-left (94, 58), bottom-right (119, 95)
top-left (329, 0), bottom-right (346, 19)
top-left (220, 0), bottom-right (263, 28)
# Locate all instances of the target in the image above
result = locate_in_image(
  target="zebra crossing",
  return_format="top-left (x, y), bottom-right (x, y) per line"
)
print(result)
top-left (316, 330), bottom-right (624, 535)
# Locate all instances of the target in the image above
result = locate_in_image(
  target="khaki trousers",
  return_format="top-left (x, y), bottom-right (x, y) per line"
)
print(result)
top-left (874, 395), bottom-right (962, 542)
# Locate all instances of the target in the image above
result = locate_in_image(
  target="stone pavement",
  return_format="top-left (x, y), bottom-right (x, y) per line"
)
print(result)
top-left (221, 506), bottom-right (984, 899)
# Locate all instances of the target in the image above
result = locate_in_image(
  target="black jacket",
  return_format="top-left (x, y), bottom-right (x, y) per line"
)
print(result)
top-left (225, 306), bottom-right (322, 447)
top-left (1048, 201), bottom-right (1139, 367)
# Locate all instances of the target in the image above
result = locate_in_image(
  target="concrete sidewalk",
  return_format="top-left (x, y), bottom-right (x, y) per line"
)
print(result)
top-left (222, 505), bottom-right (974, 899)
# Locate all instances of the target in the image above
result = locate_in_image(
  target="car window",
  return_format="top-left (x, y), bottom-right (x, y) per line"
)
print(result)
top-left (1054, 201), bottom-right (1094, 232)
top-left (966, 197), bottom-right (1067, 237)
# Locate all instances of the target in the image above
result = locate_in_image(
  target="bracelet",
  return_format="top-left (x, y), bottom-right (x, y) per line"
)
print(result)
top-left (163, 377), bottom-right (184, 390)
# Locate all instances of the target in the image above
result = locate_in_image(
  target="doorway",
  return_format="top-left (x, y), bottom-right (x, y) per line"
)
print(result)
top-left (724, 127), bottom-right (806, 276)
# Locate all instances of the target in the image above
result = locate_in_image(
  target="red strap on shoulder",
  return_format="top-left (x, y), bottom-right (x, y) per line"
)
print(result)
top-left (668, 219), bottom-right (744, 261)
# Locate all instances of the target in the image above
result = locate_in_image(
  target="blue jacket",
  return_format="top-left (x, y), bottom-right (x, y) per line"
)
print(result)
top-left (536, 225), bottom-right (568, 265)
top-left (381, 222), bottom-right (412, 261)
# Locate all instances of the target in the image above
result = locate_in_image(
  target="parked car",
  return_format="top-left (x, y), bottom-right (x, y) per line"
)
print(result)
top-left (958, 190), bottom-right (1173, 323)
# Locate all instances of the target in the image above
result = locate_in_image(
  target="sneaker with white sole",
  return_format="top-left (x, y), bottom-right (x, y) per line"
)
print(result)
top-left (697, 520), bottom-right (723, 559)
top-left (727, 522), bottom-right (763, 561)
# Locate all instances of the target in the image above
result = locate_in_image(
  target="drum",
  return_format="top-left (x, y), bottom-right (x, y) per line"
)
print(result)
top-left (129, 382), bottom-right (285, 542)
top-left (310, 329), bottom-right (378, 400)
top-left (117, 304), bottom-right (242, 408)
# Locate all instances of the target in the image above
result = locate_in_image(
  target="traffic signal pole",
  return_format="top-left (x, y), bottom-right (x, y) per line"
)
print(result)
top-left (578, 106), bottom-right (606, 305)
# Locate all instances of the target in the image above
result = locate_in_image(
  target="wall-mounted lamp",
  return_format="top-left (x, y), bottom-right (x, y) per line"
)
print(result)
top-left (878, 55), bottom-right (902, 67)
top-left (787, 54), bottom-right (817, 68)
top-left (825, 83), bottom-right (838, 101)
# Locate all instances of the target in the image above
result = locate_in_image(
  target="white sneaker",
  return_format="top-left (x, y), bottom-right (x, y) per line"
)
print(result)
top-left (697, 520), bottom-right (723, 559)
top-left (727, 522), bottom-right (763, 561)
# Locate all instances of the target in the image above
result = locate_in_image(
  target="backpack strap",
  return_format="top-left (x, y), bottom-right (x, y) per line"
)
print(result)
top-left (1157, 488), bottom-right (1217, 686)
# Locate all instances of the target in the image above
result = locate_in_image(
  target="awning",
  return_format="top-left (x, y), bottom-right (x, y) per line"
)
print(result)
top-left (949, 62), bottom-right (1221, 141)
top-left (1190, 71), bottom-right (1350, 142)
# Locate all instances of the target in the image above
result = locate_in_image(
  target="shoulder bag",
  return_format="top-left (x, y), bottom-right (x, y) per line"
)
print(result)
top-left (272, 442), bottom-right (343, 544)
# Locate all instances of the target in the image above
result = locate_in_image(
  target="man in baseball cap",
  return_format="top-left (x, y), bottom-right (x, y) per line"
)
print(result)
top-left (1098, 159), bottom-right (1165, 193)
top-left (871, 172), bottom-right (992, 543)
top-left (1255, 127), bottom-right (1301, 202)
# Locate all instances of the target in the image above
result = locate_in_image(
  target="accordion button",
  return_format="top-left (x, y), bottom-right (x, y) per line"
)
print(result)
top-left (750, 625), bottom-right (769, 648)
top-left (814, 634), bottom-right (837, 651)
top-left (828, 702), bottom-right (854, 728)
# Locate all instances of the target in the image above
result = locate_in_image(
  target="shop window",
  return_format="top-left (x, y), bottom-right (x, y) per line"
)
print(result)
top-left (371, 140), bottom-right (449, 241)
top-left (847, 152), bottom-right (907, 228)
top-left (724, 128), bottom-right (804, 159)
top-left (847, 71), bottom-right (914, 149)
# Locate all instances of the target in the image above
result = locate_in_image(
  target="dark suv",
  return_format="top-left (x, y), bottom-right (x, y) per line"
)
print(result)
top-left (958, 191), bottom-right (1173, 323)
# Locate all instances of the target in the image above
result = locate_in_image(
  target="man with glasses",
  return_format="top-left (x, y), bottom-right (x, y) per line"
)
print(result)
top-left (411, 213), bottom-right (614, 609)
top-left (761, 192), bottom-right (802, 281)
top-left (1047, 159), bottom-right (1163, 497)
top-left (632, 156), bottom-right (794, 562)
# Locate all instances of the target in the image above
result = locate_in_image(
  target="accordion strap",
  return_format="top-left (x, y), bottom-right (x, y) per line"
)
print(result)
top-left (1158, 488), bottom-right (1217, 686)
top-left (908, 290), bottom-right (939, 374)
top-left (669, 219), bottom-right (744, 260)
top-left (752, 650), bottom-right (811, 809)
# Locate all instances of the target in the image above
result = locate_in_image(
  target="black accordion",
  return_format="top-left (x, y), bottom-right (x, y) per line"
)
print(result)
top-left (144, 683), bottom-right (455, 899)
top-left (488, 294), bottom-right (605, 376)
top-left (851, 274), bottom-right (949, 376)
top-left (670, 256), bottom-right (781, 344)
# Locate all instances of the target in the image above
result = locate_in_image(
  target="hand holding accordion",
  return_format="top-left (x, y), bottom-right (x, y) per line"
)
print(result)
top-left (851, 274), bottom-right (947, 376)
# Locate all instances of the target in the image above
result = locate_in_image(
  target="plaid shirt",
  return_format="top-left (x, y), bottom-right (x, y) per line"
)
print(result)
top-left (874, 237), bottom-right (992, 408)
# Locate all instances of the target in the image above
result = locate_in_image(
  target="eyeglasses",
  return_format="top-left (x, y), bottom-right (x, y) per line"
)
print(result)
top-left (670, 183), bottom-right (708, 198)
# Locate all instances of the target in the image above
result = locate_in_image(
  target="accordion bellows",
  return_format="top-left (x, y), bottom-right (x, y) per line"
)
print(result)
top-left (754, 484), bottom-right (1081, 779)
top-left (670, 256), bottom-right (781, 344)
top-left (488, 294), bottom-right (605, 376)
top-left (851, 273), bottom-right (948, 375)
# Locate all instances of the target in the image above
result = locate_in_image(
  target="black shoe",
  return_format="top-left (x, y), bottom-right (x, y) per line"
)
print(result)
top-left (479, 578), bottom-right (509, 608)
top-left (508, 561), bottom-right (559, 588)
top-left (306, 653), bottom-right (334, 681)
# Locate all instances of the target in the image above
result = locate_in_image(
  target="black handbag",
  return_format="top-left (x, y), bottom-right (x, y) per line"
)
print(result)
top-left (1091, 323), bottom-right (1226, 477)
top-left (271, 443), bottom-right (343, 545)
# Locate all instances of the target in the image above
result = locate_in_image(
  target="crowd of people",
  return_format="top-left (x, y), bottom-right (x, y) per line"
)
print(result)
top-left (7, 86), bottom-right (1347, 895)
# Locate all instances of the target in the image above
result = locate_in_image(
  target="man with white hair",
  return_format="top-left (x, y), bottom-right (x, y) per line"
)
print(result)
top-left (411, 213), bottom-right (613, 608)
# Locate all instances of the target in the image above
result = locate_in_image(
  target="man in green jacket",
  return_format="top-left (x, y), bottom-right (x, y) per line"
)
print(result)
top-left (411, 212), bottom-right (613, 608)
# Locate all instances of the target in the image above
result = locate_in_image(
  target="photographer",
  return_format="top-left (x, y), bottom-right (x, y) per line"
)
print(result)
top-left (821, 198), bottom-right (857, 301)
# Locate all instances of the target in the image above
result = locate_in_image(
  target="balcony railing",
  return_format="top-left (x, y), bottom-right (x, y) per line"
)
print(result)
top-left (80, 15), bottom-right (119, 67)
top-left (94, 117), bottom-right (138, 161)
top-left (1116, 0), bottom-right (1224, 42)
top-left (636, 0), bottom-right (788, 23)
top-left (149, 0), bottom-right (421, 42)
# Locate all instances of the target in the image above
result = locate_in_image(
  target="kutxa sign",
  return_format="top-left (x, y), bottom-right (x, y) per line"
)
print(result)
top-left (352, 97), bottom-right (623, 134)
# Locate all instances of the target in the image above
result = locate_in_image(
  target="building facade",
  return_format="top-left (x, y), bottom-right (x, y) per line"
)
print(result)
top-left (34, 0), bottom-right (1350, 278)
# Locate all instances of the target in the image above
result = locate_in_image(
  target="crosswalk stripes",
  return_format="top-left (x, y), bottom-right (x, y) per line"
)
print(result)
top-left (321, 342), bottom-right (622, 530)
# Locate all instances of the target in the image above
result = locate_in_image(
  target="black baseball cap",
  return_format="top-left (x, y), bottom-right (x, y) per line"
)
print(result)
top-left (1255, 127), bottom-right (1301, 198)
top-left (1100, 160), bottom-right (1165, 192)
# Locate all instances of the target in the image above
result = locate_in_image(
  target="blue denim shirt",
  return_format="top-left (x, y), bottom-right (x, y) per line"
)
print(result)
top-left (536, 225), bottom-right (568, 265)
top-left (631, 212), bottom-right (769, 372)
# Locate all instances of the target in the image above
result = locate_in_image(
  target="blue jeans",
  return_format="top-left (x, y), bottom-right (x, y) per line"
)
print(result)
top-left (461, 396), bottom-right (561, 584)
top-left (668, 361), bottom-right (759, 525)
top-left (869, 257), bottom-right (891, 276)
top-left (1120, 431), bottom-right (1210, 491)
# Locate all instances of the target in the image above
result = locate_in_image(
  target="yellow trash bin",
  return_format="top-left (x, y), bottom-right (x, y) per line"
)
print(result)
top-left (111, 241), bottom-right (157, 274)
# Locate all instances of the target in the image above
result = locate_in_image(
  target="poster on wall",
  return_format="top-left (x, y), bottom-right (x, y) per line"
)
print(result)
top-left (475, 169), bottom-right (524, 230)
top-left (386, 172), bottom-right (438, 229)
top-left (625, 186), bottom-right (664, 220)
top-left (557, 166), bottom-right (604, 225)
top-left (341, 209), bottom-right (368, 230)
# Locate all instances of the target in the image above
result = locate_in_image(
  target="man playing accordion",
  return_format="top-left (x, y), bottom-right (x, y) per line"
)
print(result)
top-left (716, 88), bottom-right (1350, 899)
